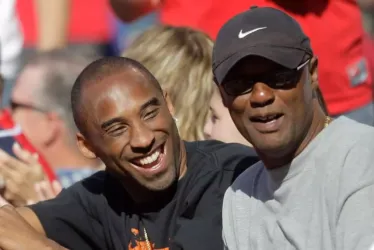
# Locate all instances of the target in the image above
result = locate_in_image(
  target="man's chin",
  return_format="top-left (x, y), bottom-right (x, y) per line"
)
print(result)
top-left (142, 173), bottom-right (178, 192)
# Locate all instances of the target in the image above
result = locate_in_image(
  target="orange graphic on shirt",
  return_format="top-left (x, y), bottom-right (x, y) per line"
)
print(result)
top-left (128, 228), bottom-right (169, 250)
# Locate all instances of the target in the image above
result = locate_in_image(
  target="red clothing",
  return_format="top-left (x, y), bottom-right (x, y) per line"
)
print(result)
top-left (161, 0), bottom-right (373, 115)
top-left (16, 0), bottom-right (112, 46)
top-left (0, 110), bottom-right (56, 182)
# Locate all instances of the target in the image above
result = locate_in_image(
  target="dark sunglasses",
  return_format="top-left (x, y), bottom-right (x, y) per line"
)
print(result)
top-left (222, 59), bottom-right (310, 96)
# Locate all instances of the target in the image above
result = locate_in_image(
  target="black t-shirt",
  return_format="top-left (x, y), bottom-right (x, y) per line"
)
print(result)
top-left (30, 140), bottom-right (258, 250)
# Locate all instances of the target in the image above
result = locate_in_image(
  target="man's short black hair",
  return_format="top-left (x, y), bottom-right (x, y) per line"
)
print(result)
top-left (71, 56), bottom-right (162, 135)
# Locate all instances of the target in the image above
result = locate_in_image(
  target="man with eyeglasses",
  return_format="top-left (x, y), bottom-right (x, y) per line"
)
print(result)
top-left (11, 51), bottom-right (101, 188)
top-left (213, 7), bottom-right (374, 250)
top-left (0, 58), bottom-right (57, 206)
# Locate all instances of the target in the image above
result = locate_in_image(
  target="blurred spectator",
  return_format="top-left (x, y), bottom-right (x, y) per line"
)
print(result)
top-left (1, 0), bottom-right (74, 108)
top-left (0, 0), bottom-right (23, 107)
top-left (112, 12), bottom-right (158, 55)
top-left (204, 87), bottom-right (253, 146)
top-left (11, 50), bottom-right (101, 188)
top-left (123, 25), bottom-right (214, 141)
top-left (35, 0), bottom-right (70, 51)
top-left (17, 0), bottom-right (113, 59)
top-left (0, 55), bottom-right (56, 206)
top-left (112, 0), bottom-right (374, 125)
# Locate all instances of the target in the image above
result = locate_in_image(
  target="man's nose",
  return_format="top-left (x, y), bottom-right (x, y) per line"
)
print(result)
top-left (249, 82), bottom-right (275, 108)
top-left (129, 122), bottom-right (155, 152)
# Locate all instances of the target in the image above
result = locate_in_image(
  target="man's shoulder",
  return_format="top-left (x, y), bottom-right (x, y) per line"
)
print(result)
top-left (183, 140), bottom-right (259, 190)
top-left (69, 170), bottom-right (108, 193)
top-left (229, 161), bottom-right (264, 194)
top-left (332, 116), bottom-right (374, 141)
top-left (185, 140), bottom-right (259, 171)
top-left (29, 171), bottom-right (112, 222)
top-left (326, 117), bottom-right (374, 155)
top-left (46, 170), bottom-right (110, 211)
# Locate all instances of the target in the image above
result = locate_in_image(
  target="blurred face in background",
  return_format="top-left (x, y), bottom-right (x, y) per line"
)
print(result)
top-left (204, 88), bottom-right (252, 147)
top-left (11, 66), bottom-right (62, 150)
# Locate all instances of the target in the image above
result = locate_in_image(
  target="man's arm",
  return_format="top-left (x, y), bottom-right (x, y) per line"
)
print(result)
top-left (0, 205), bottom-right (66, 250)
top-left (36, 0), bottom-right (70, 51)
top-left (16, 207), bottom-right (46, 234)
top-left (335, 140), bottom-right (374, 250)
top-left (109, 0), bottom-right (161, 22)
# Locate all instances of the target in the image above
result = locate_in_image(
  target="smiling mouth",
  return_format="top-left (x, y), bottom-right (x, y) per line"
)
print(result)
top-left (250, 113), bottom-right (283, 123)
top-left (130, 144), bottom-right (165, 169)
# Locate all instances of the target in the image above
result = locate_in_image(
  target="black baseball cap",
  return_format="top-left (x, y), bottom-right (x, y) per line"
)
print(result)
top-left (213, 6), bottom-right (313, 84)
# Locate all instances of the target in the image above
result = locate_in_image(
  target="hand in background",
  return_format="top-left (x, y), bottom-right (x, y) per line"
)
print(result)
top-left (29, 180), bottom-right (62, 204)
top-left (0, 143), bottom-right (46, 206)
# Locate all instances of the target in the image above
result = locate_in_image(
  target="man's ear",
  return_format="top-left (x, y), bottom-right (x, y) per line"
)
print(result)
top-left (76, 133), bottom-right (97, 159)
top-left (309, 57), bottom-right (319, 91)
top-left (164, 92), bottom-right (175, 116)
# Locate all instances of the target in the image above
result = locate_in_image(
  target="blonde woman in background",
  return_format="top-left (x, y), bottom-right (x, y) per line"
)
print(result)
top-left (122, 25), bottom-right (214, 141)
top-left (204, 86), bottom-right (253, 147)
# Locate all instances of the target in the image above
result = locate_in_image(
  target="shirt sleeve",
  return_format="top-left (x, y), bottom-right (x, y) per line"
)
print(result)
top-left (335, 140), bottom-right (374, 250)
top-left (28, 183), bottom-right (105, 250)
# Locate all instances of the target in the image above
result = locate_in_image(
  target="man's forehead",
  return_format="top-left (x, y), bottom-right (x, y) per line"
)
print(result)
top-left (82, 70), bottom-right (157, 102)
top-left (81, 71), bottom-right (161, 121)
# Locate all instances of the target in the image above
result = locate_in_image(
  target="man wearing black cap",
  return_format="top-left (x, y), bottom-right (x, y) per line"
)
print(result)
top-left (214, 7), bottom-right (374, 250)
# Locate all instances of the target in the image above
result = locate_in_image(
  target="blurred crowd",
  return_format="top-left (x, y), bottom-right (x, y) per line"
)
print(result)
top-left (0, 0), bottom-right (372, 237)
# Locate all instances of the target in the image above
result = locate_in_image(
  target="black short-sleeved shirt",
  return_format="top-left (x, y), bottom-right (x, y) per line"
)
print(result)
top-left (30, 140), bottom-right (258, 250)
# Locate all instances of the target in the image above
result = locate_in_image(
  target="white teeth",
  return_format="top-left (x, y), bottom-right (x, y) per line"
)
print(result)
top-left (258, 115), bottom-right (277, 121)
top-left (138, 150), bottom-right (160, 166)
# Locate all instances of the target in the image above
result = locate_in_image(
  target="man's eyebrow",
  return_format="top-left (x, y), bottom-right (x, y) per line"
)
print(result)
top-left (140, 97), bottom-right (161, 111)
top-left (101, 117), bottom-right (124, 129)
top-left (100, 97), bottom-right (160, 129)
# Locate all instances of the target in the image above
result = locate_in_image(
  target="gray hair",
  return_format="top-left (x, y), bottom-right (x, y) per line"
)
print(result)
top-left (25, 50), bottom-right (94, 142)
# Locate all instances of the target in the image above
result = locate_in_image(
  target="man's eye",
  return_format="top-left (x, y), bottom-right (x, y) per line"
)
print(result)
top-left (211, 114), bottom-right (218, 123)
top-left (144, 109), bottom-right (159, 120)
top-left (108, 126), bottom-right (127, 136)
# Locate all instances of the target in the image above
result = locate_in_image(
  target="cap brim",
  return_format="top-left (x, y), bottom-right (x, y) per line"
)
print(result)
top-left (214, 45), bottom-right (306, 84)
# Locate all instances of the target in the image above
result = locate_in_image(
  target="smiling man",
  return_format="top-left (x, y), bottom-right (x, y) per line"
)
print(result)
top-left (0, 56), bottom-right (257, 250)
top-left (214, 7), bottom-right (374, 250)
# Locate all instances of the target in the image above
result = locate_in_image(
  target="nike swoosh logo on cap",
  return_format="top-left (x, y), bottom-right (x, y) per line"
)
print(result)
top-left (238, 27), bottom-right (267, 39)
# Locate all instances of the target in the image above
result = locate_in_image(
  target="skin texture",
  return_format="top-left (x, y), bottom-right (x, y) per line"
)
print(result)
top-left (76, 68), bottom-right (187, 204)
top-left (219, 56), bottom-right (327, 169)
top-left (0, 205), bottom-right (66, 249)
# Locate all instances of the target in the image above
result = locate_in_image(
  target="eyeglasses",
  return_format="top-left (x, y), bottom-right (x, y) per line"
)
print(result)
top-left (10, 101), bottom-right (47, 113)
top-left (222, 59), bottom-right (310, 96)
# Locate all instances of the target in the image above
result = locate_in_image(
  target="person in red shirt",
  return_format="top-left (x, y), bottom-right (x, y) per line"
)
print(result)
top-left (110, 0), bottom-right (374, 125)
